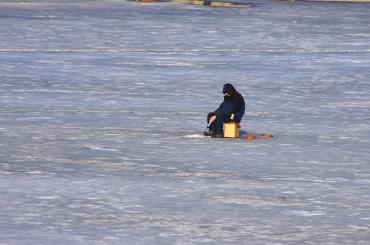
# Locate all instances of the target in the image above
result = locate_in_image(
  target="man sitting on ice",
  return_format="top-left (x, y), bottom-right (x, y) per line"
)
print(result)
top-left (204, 83), bottom-right (245, 138)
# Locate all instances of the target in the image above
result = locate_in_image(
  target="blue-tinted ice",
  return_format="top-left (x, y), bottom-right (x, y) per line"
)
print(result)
top-left (1, 0), bottom-right (370, 243)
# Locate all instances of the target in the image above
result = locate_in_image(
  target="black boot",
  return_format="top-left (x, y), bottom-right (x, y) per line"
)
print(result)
top-left (203, 129), bottom-right (213, 136)
top-left (211, 133), bottom-right (223, 138)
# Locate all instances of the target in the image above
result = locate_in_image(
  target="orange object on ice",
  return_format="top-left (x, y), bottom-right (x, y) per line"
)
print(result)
top-left (259, 134), bottom-right (273, 139)
top-left (243, 135), bottom-right (256, 141)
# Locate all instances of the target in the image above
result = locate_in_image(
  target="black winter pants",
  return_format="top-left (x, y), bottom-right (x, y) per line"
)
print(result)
top-left (207, 102), bottom-right (233, 136)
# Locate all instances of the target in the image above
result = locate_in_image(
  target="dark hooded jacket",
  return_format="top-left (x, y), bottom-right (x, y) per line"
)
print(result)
top-left (216, 83), bottom-right (245, 122)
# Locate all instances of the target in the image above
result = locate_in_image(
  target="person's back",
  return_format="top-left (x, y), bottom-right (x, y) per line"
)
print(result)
top-left (222, 83), bottom-right (245, 123)
top-left (204, 83), bottom-right (245, 137)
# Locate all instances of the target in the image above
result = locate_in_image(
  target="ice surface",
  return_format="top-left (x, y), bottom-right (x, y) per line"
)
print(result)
top-left (1, 0), bottom-right (370, 244)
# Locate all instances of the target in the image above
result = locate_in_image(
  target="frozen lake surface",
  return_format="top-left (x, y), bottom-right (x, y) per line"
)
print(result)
top-left (1, 0), bottom-right (370, 243)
